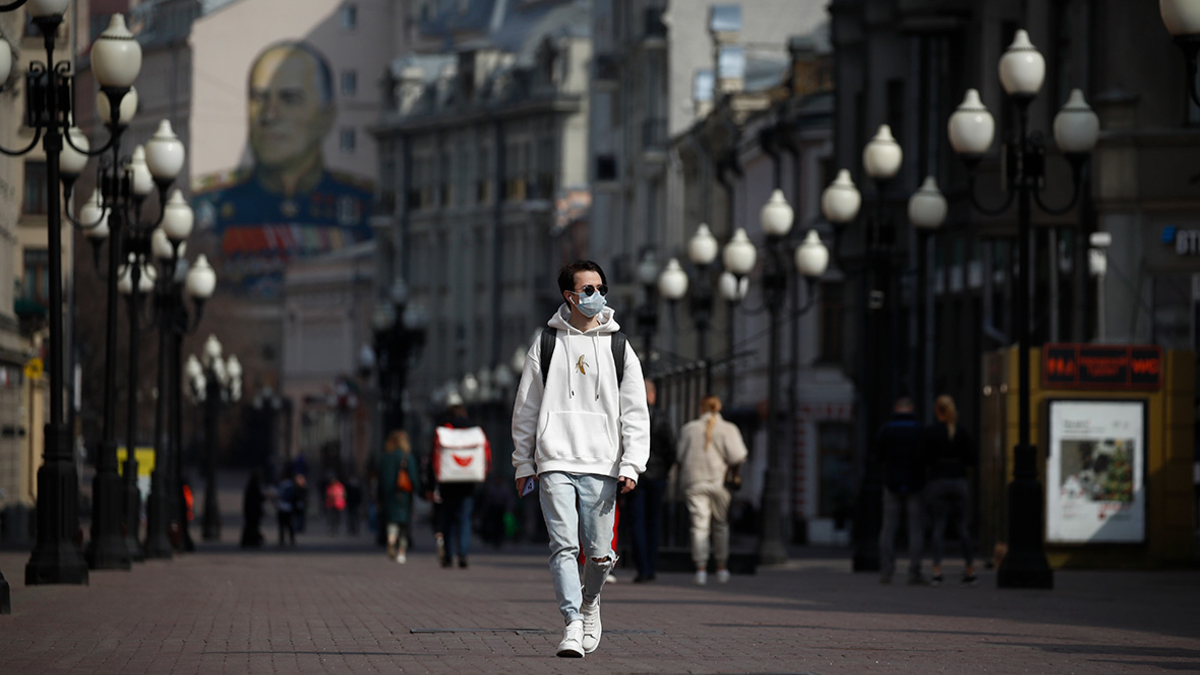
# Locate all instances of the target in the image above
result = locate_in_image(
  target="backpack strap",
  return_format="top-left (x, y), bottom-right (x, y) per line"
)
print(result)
top-left (540, 327), bottom-right (556, 388)
top-left (611, 331), bottom-right (627, 388)
top-left (540, 327), bottom-right (628, 388)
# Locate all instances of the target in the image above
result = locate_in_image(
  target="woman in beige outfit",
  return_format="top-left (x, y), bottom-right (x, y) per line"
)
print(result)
top-left (675, 396), bottom-right (748, 585)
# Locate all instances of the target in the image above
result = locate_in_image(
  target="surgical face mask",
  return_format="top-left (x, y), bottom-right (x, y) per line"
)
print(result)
top-left (572, 290), bottom-right (607, 318)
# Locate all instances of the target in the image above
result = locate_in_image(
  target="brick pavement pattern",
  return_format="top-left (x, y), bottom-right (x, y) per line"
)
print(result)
top-left (1, 535), bottom-right (1198, 675)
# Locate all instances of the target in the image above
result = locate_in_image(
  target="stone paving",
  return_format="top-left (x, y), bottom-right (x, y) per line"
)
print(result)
top-left (3, 531), bottom-right (1199, 675)
top-left (1, 483), bottom-right (1198, 675)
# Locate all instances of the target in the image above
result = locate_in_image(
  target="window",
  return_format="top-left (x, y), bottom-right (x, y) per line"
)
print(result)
top-left (340, 3), bottom-right (357, 29)
top-left (341, 70), bottom-right (357, 96)
top-left (22, 248), bottom-right (50, 306)
top-left (23, 161), bottom-right (47, 214)
top-left (340, 128), bottom-right (356, 154)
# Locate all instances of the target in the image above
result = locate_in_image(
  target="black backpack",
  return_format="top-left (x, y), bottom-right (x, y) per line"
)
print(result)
top-left (539, 327), bottom-right (627, 389)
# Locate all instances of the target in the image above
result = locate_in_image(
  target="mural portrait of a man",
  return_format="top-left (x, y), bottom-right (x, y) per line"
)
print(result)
top-left (194, 40), bottom-right (373, 295)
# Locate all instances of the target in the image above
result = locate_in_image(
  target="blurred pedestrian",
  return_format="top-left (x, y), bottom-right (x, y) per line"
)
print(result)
top-left (275, 471), bottom-right (297, 546)
top-left (379, 430), bottom-right (421, 563)
top-left (873, 396), bottom-right (927, 585)
top-left (510, 260), bottom-right (649, 658)
top-left (240, 470), bottom-right (265, 548)
top-left (480, 471), bottom-right (514, 548)
top-left (923, 395), bottom-right (978, 586)
top-left (629, 378), bottom-right (675, 583)
top-left (676, 395), bottom-right (747, 586)
top-left (293, 473), bottom-right (309, 533)
top-left (345, 475), bottom-right (363, 536)
top-left (325, 474), bottom-right (346, 536)
top-left (432, 397), bottom-right (490, 568)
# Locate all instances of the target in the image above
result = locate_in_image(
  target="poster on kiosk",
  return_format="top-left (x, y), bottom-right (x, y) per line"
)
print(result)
top-left (1046, 400), bottom-right (1147, 544)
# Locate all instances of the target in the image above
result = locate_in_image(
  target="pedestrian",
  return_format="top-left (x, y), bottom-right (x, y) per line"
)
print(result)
top-left (629, 378), bottom-right (675, 583)
top-left (240, 470), bottom-right (265, 548)
top-left (480, 471), bottom-right (514, 548)
top-left (292, 473), bottom-right (309, 533)
top-left (873, 396), bottom-right (927, 585)
top-left (379, 429), bottom-right (421, 563)
top-left (275, 471), bottom-right (296, 546)
top-left (325, 473), bottom-right (346, 536)
top-left (511, 260), bottom-right (650, 658)
top-left (675, 395), bottom-right (747, 586)
top-left (923, 395), bottom-right (978, 586)
top-left (432, 396), bottom-right (491, 568)
top-left (344, 475), bottom-right (363, 536)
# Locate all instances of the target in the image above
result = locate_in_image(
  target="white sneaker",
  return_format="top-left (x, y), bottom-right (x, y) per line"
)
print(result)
top-left (581, 598), bottom-right (601, 653)
top-left (605, 573), bottom-right (617, 583)
top-left (556, 620), bottom-right (584, 658)
top-left (716, 569), bottom-right (730, 584)
top-left (694, 570), bottom-right (708, 586)
top-left (395, 552), bottom-right (406, 564)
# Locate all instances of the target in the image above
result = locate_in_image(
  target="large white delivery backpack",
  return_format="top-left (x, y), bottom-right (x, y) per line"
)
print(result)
top-left (434, 425), bottom-right (489, 483)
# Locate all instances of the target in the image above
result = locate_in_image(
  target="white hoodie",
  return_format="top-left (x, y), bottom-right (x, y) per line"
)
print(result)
top-left (511, 303), bottom-right (650, 483)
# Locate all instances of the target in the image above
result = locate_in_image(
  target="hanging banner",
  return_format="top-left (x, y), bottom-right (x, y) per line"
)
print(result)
top-left (1046, 400), bottom-right (1146, 544)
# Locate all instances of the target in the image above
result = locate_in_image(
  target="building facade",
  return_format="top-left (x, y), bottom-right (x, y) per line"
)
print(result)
top-left (371, 0), bottom-right (592, 454)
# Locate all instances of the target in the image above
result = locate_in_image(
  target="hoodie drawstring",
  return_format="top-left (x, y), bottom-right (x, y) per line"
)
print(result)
top-left (592, 336), bottom-right (601, 401)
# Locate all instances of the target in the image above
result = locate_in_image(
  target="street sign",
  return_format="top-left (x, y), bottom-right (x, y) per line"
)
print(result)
top-left (24, 357), bottom-right (43, 380)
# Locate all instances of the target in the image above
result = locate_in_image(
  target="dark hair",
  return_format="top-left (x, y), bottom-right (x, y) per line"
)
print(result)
top-left (557, 260), bottom-right (607, 294)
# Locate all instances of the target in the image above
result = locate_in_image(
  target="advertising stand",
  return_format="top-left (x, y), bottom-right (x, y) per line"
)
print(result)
top-left (979, 345), bottom-right (1195, 569)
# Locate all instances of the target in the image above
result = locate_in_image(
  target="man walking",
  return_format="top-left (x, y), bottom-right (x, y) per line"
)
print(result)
top-left (512, 261), bottom-right (650, 658)
top-left (873, 396), bottom-right (927, 585)
top-left (629, 379), bottom-right (675, 583)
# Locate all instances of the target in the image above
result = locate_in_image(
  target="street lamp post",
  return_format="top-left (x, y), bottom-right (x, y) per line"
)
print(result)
top-left (0, 0), bottom-right (87, 589)
top-left (819, 122), bottom-right (904, 573)
top-left (1, 2), bottom-right (152, 583)
top-left (657, 223), bottom-right (720, 391)
top-left (635, 249), bottom-right (660, 358)
top-left (1161, 0), bottom-right (1200, 107)
top-left (947, 29), bottom-right (1099, 588)
top-left (187, 336), bottom-right (242, 542)
top-left (371, 278), bottom-right (428, 438)
top-left (907, 177), bottom-right (949, 418)
top-left (143, 232), bottom-right (212, 558)
top-left (755, 189), bottom-right (830, 565)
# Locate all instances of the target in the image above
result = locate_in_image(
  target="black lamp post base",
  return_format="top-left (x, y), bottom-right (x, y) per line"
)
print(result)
top-left (997, 445), bottom-right (1054, 589)
top-left (851, 483), bottom-right (883, 572)
top-left (852, 543), bottom-right (881, 572)
top-left (24, 447), bottom-right (89, 586)
top-left (87, 450), bottom-right (132, 570)
top-left (0, 570), bottom-right (9, 613)
top-left (997, 550), bottom-right (1054, 589)
top-left (144, 468), bottom-right (174, 560)
top-left (124, 467), bottom-right (144, 563)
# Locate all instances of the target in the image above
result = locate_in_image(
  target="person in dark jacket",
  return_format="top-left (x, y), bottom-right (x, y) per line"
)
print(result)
top-left (872, 396), bottom-right (926, 584)
top-left (240, 470), bottom-right (265, 548)
top-left (629, 379), bottom-right (675, 583)
top-left (923, 395), bottom-right (977, 586)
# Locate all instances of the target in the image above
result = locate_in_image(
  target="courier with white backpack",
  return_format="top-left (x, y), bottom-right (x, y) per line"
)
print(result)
top-left (432, 396), bottom-right (491, 568)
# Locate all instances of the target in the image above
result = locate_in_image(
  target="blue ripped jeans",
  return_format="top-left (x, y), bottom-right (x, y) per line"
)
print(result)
top-left (538, 471), bottom-right (618, 625)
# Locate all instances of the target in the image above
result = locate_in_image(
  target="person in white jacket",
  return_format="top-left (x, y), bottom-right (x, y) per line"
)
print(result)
top-left (511, 260), bottom-right (650, 658)
top-left (675, 395), bottom-right (748, 585)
